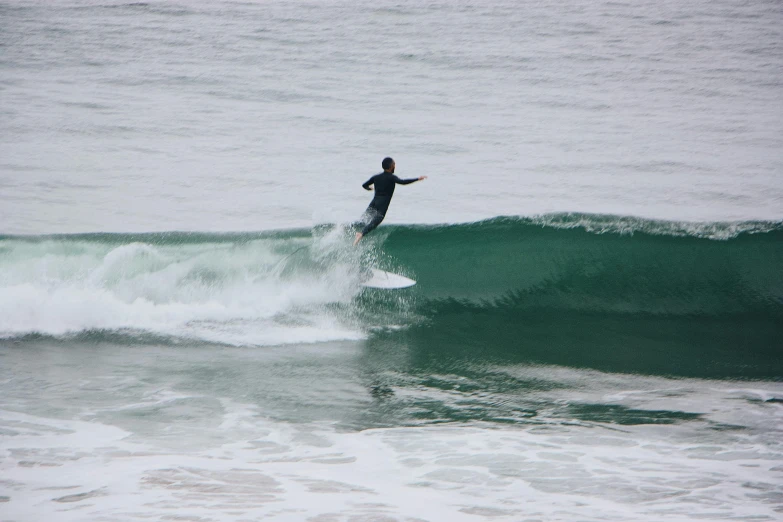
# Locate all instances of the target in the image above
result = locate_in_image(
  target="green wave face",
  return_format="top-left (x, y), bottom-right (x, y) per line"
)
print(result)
top-left (2, 214), bottom-right (781, 380)
top-left (367, 216), bottom-right (783, 380)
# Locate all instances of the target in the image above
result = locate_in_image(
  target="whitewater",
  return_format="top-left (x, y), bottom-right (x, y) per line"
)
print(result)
top-left (1, 0), bottom-right (782, 521)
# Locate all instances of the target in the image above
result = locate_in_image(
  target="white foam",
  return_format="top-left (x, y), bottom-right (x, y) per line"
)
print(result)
top-left (0, 238), bottom-right (366, 345)
top-left (2, 403), bottom-right (781, 522)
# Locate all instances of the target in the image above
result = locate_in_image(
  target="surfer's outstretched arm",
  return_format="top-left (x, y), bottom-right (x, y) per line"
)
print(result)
top-left (394, 175), bottom-right (427, 185)
top-left (362, 177), bottom-right (375, 190)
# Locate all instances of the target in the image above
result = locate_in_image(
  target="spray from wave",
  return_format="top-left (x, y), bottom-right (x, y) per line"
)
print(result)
top-left (0, 226), bottom-right (382, 345)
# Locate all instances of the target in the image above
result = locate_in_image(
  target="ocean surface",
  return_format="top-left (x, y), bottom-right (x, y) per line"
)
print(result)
top-left (1, 1), bottom-right (782, 521)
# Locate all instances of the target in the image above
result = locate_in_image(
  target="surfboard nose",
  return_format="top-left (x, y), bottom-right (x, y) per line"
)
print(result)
top-left (360, 268), bottom-right (416, 289)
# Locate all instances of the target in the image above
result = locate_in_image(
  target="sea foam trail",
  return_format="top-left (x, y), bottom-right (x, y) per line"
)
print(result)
top-left (2, 382), bottom-right (782, 522)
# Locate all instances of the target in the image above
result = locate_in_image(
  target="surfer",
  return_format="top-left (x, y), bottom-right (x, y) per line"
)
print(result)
top-left (353, 157), bottom-right (427, 246)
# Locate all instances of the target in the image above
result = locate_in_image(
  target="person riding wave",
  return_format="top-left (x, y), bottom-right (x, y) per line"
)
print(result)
top-left (353, 157), bottom-right (427, 246)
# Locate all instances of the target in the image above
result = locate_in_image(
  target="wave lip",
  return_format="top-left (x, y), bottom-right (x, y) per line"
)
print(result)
top-left (523, 212), bottom-right (782, 240)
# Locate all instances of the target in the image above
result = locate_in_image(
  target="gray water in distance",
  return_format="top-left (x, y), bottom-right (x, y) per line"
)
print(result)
top-left (1, 0), bottom-right (781, 234)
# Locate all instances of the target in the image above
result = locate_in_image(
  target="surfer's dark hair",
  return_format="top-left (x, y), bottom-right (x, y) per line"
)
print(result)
top-left (382, 157), bottom-right (394, 170)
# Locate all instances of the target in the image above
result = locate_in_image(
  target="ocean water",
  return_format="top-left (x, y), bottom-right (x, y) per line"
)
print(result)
top-left (1, 1), bottom-right (782, 521)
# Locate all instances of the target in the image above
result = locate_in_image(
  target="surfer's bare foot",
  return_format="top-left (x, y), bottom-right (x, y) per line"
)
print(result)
top-left (353, 232), bottom-right (363, 246)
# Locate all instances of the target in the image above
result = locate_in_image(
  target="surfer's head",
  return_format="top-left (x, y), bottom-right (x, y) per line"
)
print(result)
top-left (382, 157), bottom-right (395, 173)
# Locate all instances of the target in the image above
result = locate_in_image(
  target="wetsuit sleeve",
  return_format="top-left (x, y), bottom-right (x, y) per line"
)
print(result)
top-left (393, 175), bottom-right (419, 185)
top-left (362, 175), bottom-right (376, 190)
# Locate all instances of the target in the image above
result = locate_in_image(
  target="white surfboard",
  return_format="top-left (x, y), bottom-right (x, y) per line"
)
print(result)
top-left (360, 268), bottom-right (416, 289)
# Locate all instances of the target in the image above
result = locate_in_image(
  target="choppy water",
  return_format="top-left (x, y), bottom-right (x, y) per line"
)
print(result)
top-left (1, 1), bottom-right (782, 521)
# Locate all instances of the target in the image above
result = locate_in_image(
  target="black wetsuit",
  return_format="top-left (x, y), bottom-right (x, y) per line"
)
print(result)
top-left (358, 172), bottom-right (419, 236)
